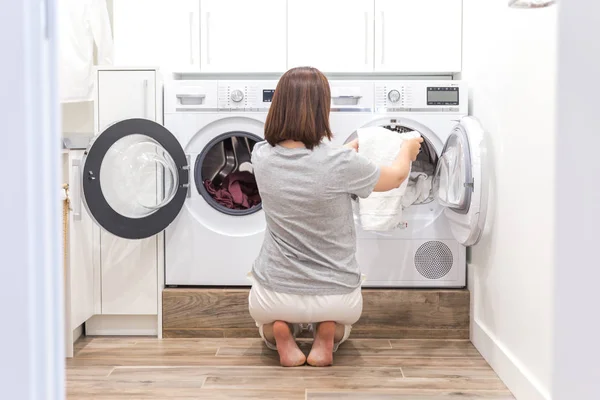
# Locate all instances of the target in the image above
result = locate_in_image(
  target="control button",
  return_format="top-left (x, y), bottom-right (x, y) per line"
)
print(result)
top-left (388, 89), bottom-right (401, 103)
top-left (231, 89), bottom-right (244, 103)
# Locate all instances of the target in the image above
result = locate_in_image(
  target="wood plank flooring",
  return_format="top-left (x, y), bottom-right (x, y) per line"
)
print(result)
top-left (67, 337), bottom-right (513, 399)
top-left (162, 289), bottom-right (470, 339)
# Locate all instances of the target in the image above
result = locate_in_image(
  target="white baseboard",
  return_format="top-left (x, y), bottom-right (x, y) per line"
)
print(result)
top-left (471, 319), bottom-right (551, 400)
top-left (73, 324), bottom-right (84, 342)
top-left (85, 315), bottom-right (158, 336)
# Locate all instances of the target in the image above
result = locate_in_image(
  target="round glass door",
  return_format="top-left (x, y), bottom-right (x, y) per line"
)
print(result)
top-left (100, 134), bottom-right (179, 219)
top-left (434, 128), bottom-right (472, 214)
top-left (433, 117), bottom-right (488, 246)
top-left (82, 119), bottom-right (188, 239)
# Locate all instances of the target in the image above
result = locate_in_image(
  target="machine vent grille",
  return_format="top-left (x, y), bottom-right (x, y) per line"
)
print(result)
top-left (414, 241), bottom-right (453, 279)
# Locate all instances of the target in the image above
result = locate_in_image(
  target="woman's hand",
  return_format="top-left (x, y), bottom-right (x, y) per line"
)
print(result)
top-left (400, 137), bottom-right (424, 161)
top-left (344, 139), bottom-right (359, 152)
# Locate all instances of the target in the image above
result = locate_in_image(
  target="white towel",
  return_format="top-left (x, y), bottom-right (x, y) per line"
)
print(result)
top-left (356, 127), bottom-right (421, 231)
top-left (401, 173), bottom-right (433, 208)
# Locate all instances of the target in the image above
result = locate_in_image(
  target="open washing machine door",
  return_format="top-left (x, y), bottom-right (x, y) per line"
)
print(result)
top-left (434, 116), bottom-right (488, 247)
top-left (81, 118), bottom-right (189, 240)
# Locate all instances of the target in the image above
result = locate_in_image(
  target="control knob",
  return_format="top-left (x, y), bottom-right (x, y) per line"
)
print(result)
top-left (388, 89), bottom-right (401, 103)
top-left (231, 89), bottom-right (244, 103)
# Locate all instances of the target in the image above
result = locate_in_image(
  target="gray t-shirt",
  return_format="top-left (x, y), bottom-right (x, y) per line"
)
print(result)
top-left (251, 141), bottom-right (380, 295)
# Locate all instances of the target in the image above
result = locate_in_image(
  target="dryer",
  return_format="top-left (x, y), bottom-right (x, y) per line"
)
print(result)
top-left (329, 80), bottom-right (488, 288)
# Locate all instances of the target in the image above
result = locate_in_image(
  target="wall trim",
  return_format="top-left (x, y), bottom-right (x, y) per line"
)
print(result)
top-left (472, 318), bottom-right (550, 400)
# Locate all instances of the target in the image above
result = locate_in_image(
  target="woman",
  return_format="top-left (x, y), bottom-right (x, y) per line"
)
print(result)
top-left (248, 67), bottom-right (423, 367)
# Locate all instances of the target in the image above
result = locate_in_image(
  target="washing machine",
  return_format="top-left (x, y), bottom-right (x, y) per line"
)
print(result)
top-left (327, 80), bottom-right (376, 139)
top-left (163, 79), bottom-right (276, 286)
top-left (329, 80), bottom-right (488, 288)
top-left (80, 78), bottom-right (277, 287)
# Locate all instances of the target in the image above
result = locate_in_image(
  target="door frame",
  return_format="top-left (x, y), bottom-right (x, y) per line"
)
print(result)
top-left (0, 0), bottom-right (64, 399)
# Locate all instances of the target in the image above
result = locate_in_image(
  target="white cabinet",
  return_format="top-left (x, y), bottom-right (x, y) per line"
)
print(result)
top-left (97, 69), bottom-right (156, 132)
top-left (95, 69), bottom-right (160, 316)
top-left (374, 0), bottom-right (462, 73)
top-left (113, 0), bottom-right (200, 71)
top-left (66, 151), bottom-right (96, 329)
top-left (99, 233), bottom-right (158, 315)
top-left (200, 0), bottom-right (286, 72)
top-left (288, 0), bottom-right (374, 72)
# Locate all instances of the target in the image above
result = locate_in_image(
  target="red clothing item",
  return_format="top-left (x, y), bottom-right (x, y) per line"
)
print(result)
top-left (204, 171), bottom-right (261, 210)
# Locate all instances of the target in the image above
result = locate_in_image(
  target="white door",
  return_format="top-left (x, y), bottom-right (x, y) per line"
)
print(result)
top-left (200, 0), bottom-right (286, 72)
top-left (68, 151), bottom-right (96, 329)
top-left (435, 117), bottom-right (488, 247)
top-left (374, 0), bottom-right (462, 73)
top-left (113, 0), bottom-right (200, 71)
top-left (96, 70), bottom-right (168, 315)
top-left (288, 0), bottom-right (374, 72)
top-left (97, 70), bottom-right (156, 133)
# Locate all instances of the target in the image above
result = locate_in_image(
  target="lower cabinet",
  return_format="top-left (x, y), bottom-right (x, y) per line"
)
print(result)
top-left (64, 148), bottom-right (161, 357)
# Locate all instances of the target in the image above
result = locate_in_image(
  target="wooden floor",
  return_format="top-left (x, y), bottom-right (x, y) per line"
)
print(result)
top-left (67, 337), bottom-right (514, 399)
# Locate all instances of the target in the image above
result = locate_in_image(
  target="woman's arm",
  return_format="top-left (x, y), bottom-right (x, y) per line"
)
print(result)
top-left (373, 138), bottom-right (423, 192)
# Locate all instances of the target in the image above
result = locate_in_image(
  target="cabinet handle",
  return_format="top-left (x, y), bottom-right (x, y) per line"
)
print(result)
top-left (71, 159), bottom-right (82, 221)
top-left (380, 11), bottom-right (385, 65)
top-left (206, 12), bottom-right (211, 65)
top-left (143, 79), bottom-right (148, 118)
top-left (189, 12), bottom-right (194, 65)
top-left (364, 12), bottom-right (369, 65)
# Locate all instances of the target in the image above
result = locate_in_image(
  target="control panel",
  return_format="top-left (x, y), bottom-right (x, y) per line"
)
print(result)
top-left (164, 80), bottom-right (278, 113)
top-left (375, 81), bottom-right (468, 114)
top-left (165, 80), bottom-right (468, 114)
top-left (217, 81), bottom-right (278, 111)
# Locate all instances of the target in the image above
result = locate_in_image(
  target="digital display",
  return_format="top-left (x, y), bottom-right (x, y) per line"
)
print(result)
top-left (263, 89), bottom-right (275, 103)
top-left (427, 87), bottom-right (459, 105)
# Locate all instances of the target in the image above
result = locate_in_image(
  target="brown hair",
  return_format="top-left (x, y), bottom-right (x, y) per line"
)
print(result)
top-left (264, 67), bottom-right (332, 150)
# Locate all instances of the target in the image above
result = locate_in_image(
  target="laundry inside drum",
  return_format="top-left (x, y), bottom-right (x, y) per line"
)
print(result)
top-left (195, 132), bottom-right (262, 215)
top-left (345, 125), bottom-right (439, 207)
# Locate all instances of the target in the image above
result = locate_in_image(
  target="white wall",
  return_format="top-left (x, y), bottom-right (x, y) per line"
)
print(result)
top-left (462, 1), bottom-right (556, 399)
top-left (553, 0), bottom-right (600, 399)
top-left (61, 0), bottom-right (113, 137)
top-left (62, 101), bottom-right (96, 135)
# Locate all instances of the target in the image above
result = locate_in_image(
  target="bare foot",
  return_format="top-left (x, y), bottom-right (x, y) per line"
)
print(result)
top-left (307, 321), bottom-right (335, 367)
top-left (273, 321), bottom-right (306, 367)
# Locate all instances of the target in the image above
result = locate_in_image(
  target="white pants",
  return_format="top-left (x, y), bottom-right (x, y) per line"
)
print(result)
top-left (247, 272), bottom-right (363, 352)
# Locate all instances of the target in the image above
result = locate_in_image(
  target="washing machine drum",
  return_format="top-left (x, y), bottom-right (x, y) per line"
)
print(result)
top-left (194, 131), bottom-right (264, 216)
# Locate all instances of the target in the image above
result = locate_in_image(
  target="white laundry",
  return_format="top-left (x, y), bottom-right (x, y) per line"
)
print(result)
top-left (401, 172), bottom-right (434, 208)
top-left (355, 127), bottom-right (421, 231)
top-left (59, 0), bottom-right (114, 103)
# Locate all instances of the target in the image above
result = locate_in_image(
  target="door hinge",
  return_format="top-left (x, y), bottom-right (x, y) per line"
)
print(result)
top-left (184, 154), bottom-right (191, 198)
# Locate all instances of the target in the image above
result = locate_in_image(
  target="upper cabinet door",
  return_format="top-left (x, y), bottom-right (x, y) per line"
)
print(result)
top-left (288, 0), bottom-right (374, 72)
top-left (113, 0), bottom-right (200, 72)
top-left (375, 0), bottom-right (462, 73)
top-left (200, 0), bottom-right (286, 72)
top-left (97, 70), bottom-right (156, 133)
